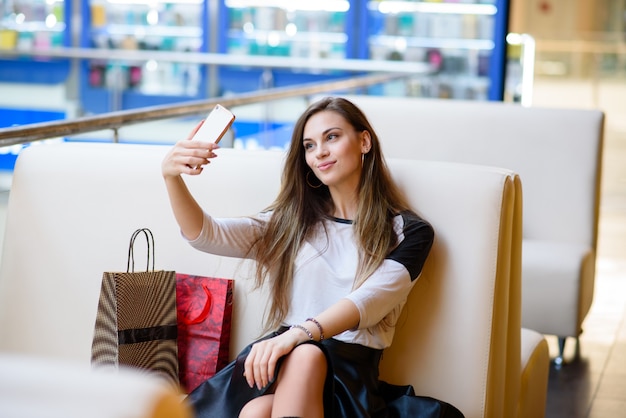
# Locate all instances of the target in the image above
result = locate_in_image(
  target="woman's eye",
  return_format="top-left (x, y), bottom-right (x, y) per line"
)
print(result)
top-left (304, 142), bottom-right (313, 150)
top-left (327, 133), bottom-right (337, 141)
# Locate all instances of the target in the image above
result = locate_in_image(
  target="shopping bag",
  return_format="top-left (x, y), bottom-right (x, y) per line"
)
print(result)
top-left (176, 273), bottom-right (234, 393)
top-left (91, 228), bottom-right (179, 385)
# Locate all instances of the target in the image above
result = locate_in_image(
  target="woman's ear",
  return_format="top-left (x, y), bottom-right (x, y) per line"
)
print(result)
top-left (361, 131), bottom-right (372, 154)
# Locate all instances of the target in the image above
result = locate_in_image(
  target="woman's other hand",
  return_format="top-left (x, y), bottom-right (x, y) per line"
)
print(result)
top-left (243, 328), bottom-right (308, 390)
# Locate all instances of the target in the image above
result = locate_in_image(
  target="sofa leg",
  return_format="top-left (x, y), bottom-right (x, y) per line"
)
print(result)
top-left (554, 337), bottom-right (567, 369)
top-left (554, 335), bottom-right (582, 369)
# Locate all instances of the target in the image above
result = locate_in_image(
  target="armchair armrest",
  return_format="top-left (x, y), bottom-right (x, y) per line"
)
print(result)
top-left (0, 354), bottom-right (191, 418)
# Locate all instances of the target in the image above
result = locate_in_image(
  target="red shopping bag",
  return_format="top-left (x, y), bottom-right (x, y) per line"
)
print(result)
top-left (176, 274), bottom-right (234, 393)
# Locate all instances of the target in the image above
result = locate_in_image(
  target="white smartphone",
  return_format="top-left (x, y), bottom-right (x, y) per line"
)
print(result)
top-left (191, 104), bottom-right (235, 144)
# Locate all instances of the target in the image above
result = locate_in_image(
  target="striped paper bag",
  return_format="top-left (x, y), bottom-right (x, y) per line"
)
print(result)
top-left (91, 228), bottom-right (179, 385)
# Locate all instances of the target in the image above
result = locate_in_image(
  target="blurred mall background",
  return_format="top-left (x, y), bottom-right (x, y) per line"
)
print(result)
top-left (1, 0), bottom-right (625, 417)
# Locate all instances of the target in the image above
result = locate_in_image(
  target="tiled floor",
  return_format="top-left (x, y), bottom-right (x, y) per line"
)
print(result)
top-left (0, 77), bottom-right (624, 417)
top-left (533, 78), bottom-right (626, 418)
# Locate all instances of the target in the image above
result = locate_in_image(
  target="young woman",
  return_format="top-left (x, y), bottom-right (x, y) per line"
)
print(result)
top-left (161, 97), bottom-right (464, 418)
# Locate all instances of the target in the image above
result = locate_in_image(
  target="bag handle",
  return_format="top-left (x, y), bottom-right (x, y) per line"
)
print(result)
top-left (180, 283), bottom-right (212, 325)
top-left (127, 228), bottom-right (155, 273)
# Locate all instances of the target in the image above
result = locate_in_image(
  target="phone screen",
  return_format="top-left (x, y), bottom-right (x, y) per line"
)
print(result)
top-left (191, 104), bottom-right (235, 144)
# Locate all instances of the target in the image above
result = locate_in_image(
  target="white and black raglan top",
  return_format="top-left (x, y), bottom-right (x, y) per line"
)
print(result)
top-left (187, 210), bottom-right (434, 350)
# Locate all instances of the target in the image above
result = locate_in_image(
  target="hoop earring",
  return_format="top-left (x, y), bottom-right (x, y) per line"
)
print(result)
top-left (306, 171), bottom-right (323, 188)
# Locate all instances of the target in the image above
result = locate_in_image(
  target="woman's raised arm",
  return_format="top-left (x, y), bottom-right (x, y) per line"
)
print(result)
top-left (161, 123), bottom-right (219, 240)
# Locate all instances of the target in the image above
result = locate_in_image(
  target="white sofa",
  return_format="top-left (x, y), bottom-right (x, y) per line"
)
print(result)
top-left (0, 142), bottom-right (548, 417)
top-left (332, 95), bottom-right (605, 365)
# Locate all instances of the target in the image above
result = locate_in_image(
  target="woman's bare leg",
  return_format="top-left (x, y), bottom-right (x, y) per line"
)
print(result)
top-left (239, 394), bottom-right (274, 418)
top-left (271, 343), bottom-right (327, 418)
top-left (239, 344), bottom-right (327, 418)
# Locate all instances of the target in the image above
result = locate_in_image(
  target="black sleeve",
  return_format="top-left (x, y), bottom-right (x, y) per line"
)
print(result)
top-left (387, 212), bottom-right (435, 281)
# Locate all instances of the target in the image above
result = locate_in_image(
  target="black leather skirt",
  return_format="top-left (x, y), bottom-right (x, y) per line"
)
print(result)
top-left (185, 329), bottom-right (464, 418)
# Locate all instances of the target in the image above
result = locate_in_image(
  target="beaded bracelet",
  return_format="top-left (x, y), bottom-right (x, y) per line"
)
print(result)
top-left (289, 324), bottom-right (313, 340)
top-left (306, 317), bottom-right (325, 341)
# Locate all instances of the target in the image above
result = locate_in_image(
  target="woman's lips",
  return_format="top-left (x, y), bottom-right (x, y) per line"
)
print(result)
top-left (317, 161), bottom-right (335, 171)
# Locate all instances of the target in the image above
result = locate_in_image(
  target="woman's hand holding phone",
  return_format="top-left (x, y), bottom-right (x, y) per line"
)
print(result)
top-left (162, 105), bottom-right (235, 177)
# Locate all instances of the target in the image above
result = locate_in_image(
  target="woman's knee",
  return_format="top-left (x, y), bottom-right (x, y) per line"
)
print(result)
top-left (282, 343), bottom-right (327, 377)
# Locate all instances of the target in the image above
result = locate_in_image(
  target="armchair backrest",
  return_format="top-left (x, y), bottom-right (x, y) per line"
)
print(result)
top-left (0, 143), bottom-right (521, 418)
top-left (380, 160), bottom-right (522, 418)
top-left (326, 95), bottom-right (604, 249)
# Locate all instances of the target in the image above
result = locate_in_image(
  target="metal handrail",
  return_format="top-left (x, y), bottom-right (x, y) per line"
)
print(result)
top-left (0, 72), bottom-right (418, 146)
top-left (535, 39), bottom-right (626, 55)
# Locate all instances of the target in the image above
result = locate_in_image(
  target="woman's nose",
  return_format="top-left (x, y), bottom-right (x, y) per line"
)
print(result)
top-left (315, 144), bottom-right (329, 157)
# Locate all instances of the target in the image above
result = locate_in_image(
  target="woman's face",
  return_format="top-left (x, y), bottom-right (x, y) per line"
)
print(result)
top-left (302, 110), bottom-right (371, 191)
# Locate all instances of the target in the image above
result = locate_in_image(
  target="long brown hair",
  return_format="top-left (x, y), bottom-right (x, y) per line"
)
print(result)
top-left (252, 97), bottom-right (413, 331)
